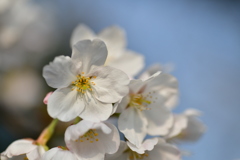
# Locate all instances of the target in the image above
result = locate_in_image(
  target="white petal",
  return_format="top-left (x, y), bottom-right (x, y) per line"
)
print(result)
top-left (42, 147), bottom-right (78, 160)
top-left (180, 110), bottom-right (206, 142)
top-left (71, 39), bottom-right (108, 73)
top-left (165, 115), bottom-right (188, 139)
top-left (148, 138), bottom-right (181, 160)
top-left (2, 139), bottom-right (36, 158)
top-left (184, 109), bottom-right (202, 116)
top-left (143, 72), bottom-right (177, 89)
top-left (79, 92), bottom-right (113, 122)
top-left (48, 88), bottom-right (85, 122)
top-left (93, 122), bottom-right (112, 134)
top-left (1, 155), bottom-right (7, 160)
top-left (143, 102), bottom-right (174, 136)
top-left (26, 145), bottom-right (45, 160)
top-left (98, 26), bottom-right (126, 59)
top-left (82, 154), bottom-right (104, 160)
top-left (127, 138), bottom-right (158, 154)
top-left (65, 120), bottom-right (95, 143)
top-left (115, 96), bottom-right (130, 113)
top-left (105, 141), bottom-right (128, 160)
top-left (94, 122), bottom-right (120, 154)
top-left (129, 72), bottom-right (160, 94)
top-left (118, 107), bottom-right (147, 147)
top-left (43, 56), bottom-right (78, 89)
top-left (144, 73), bottom-right (178, 110)
top-left (70, 24), bottom-right (95, 46)
top-left (108, 50), bottom-right (145, 77)
top-left (140, 64), bottom-right (163, 80)
top-left (65, 121), bottom-right (120, 160)
top-left (111, 101), bottom-right (119, 115)
top-left (89, 65), bottom-right (129, 103)
top-left (141, 138), bottom-right (158, 152)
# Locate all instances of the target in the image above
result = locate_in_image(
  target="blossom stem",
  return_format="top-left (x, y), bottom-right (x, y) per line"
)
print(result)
top-left (74, 117), bottom-right (81, 124)
top-left (111, 113), bottom-right (120, 118)
top-left (36, 119), bottom-right (58, 146)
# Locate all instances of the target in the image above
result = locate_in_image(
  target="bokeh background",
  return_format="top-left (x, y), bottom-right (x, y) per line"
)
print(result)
top-left (0, 0), bottom-right (240, 159)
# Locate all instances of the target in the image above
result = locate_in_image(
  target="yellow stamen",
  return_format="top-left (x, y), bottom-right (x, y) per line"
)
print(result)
top-left (129, 92), bottom-right (157, 111)
top-left (71, 74), bottom-right (97, 94)
top-left (76, 129), bottom-right (99, 143)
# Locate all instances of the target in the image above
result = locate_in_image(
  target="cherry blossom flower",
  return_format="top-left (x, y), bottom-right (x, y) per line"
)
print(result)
top-left (106, 138), bottom-right (181, 160)
top-left (70, 24), bottom-right (144, 77)
top-left (118, 72), bottom-right (177, 147)
top-left (139, 64), bottom-right (179, 110)
top-left (43, 39), bottom-right (129, 122)
top-left (166, 109), bottom-right (206, 142)
top-left (1, 139), bottom-right (45, 160)
top-left (64, 120), bottom-right (120, 160)
top-left (42, 147), bottom-right (79, 160)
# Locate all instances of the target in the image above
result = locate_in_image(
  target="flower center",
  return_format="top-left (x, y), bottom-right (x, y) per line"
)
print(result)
top-left (128, 151), bottom-right (149, 160)
top-left (75, 129), bottom-right (99, 143)
top-left (129, 93), bottom-right (152, 111)
top-left (129, 91), bottom-right (158, 111)
top-left (71, 72), bottom-right (96, 94)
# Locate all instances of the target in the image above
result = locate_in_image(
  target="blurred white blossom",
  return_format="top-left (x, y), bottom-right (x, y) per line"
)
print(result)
top-left (1, 68), bottom-right (44, 112)
top-left (166, 109), bottom-right (206, 143)
top-left (0, 0), bottom-right (58, 71)
top-left (70, 24), bottom-right (145, 78)
top-left (140, 64), bottom-right (179, 110)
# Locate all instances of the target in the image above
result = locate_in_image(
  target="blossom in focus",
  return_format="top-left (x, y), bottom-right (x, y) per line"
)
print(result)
top-left (118, 72), bottom-right (177, 147)
top-left (42, 147), bottom-right (78, 160)
top-left (106, 138), bottom-right (181, 160)
top-left (1, 139), bottom-right (45, 160)
top-left (166, 109), bottom-right (206, 142)
top-left (65, 120), bottom-right (120, 160)
top-left (70, 24), bottom-right (145, 77)
top-left (43, 39), bottom-right (129, 122)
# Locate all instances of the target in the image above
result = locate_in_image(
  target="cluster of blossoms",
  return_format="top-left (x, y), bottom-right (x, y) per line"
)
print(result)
top-left (1, 25), bottom-right (205, 160)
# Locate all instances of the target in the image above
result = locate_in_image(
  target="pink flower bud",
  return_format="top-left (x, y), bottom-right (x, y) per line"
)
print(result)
top-left (43, 92), bottom-right (53, 104)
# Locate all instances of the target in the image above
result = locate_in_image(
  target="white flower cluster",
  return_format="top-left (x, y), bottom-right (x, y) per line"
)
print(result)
top-left (1, 25), bottom-right (205, 160)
